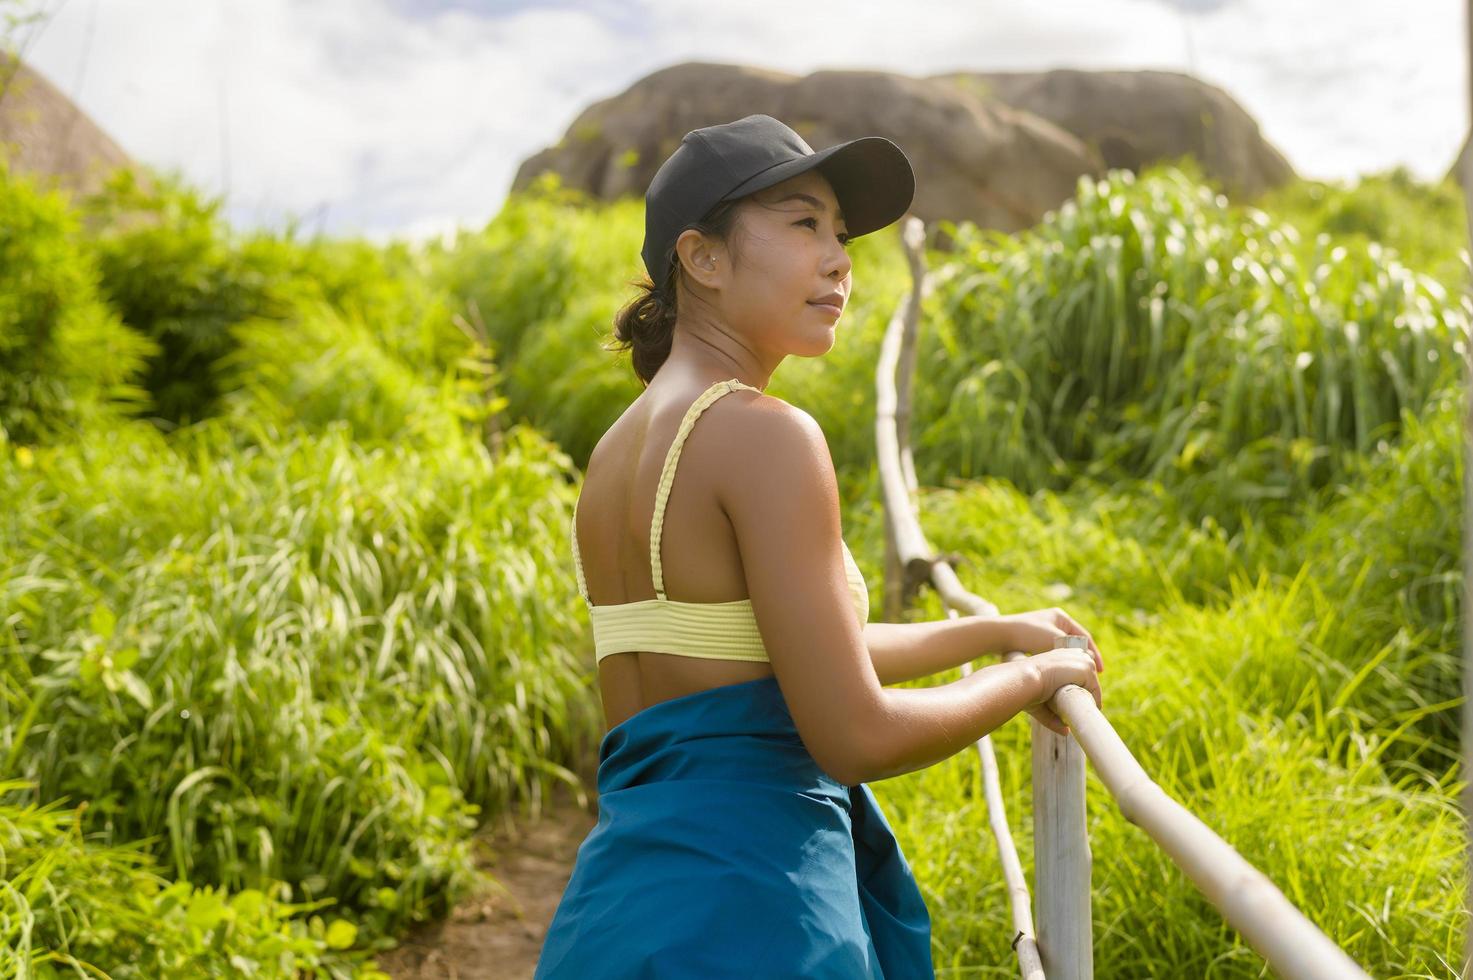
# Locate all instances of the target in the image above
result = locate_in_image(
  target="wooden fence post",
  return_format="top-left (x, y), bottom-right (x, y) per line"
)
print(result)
top-left (1032, 634), bottom-right (1092, 979)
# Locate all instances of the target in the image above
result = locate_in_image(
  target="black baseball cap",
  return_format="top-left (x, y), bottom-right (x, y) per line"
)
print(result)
top-left (640, 113), bottom-right (915, 292)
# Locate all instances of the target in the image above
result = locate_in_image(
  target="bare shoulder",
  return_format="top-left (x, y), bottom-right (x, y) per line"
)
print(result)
top-left (711, 389), bottom-right (878, 786)
top-left (712, 389), bottom-right (836, 503)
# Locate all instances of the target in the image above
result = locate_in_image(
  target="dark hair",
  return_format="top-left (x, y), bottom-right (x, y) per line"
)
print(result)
top-left (608, 197), bottom-right (746, 387)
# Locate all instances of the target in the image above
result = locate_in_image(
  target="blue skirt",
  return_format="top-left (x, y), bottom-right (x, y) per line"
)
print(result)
top-left (533, 676), bottom-right (934, 979)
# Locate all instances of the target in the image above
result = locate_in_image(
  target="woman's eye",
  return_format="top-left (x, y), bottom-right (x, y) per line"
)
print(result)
top-left (799, 217), bottom-right (851, 248)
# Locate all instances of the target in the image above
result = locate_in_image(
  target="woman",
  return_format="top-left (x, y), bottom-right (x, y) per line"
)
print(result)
top-left (534, 114), bottom-right (1104, 979)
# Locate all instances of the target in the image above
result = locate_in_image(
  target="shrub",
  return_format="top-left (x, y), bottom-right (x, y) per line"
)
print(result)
top-left (0, 157), bottom-right (156, 444)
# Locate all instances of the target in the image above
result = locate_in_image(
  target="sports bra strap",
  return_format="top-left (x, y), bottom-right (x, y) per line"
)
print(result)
top-left (650, 378), bottom-right (760, 599)
top-left (571, 495), bottom-right (590, 606)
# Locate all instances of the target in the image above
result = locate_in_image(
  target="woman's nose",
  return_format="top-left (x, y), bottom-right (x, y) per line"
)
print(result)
top-left (829, 243), bottom-right (851, 278)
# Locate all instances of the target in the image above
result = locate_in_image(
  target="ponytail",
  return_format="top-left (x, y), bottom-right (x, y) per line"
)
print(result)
top-left (609, 273), bottom-right (678, 387)
top-left (607, 197), bottom-right (745, 387)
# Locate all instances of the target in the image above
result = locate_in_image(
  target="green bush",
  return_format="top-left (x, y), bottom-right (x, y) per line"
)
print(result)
top-left (79, 166), bottom-right (307, 428)
top-left (1258, 165), bottom-right (1469, 290)
top-left (0, 780), bottom-right (383, 978)
top-left (1, 414), bottom-right (598, 939)
top-left (914, 166), bottom-right (1466, 534)
top-left (81, 166), bottom-right (473, 432)
top-left (423, 173), bottom-right (648, 465)
top-left (0, 157), bottom-right (156, 444)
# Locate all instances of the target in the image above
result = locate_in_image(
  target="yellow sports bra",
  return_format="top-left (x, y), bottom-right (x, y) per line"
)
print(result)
top-left (572, 378), bottom-right (869, 664)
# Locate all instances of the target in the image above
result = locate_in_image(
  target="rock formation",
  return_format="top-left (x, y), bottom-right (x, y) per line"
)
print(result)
top-left (513, 62), bottom-right (1099, 236)
top-left (513, 61), bottom-right (1298, 236)
top-left (0, 53), bottom-right (142, 201)
top-left (930, 68), bottom-right (1295, 199)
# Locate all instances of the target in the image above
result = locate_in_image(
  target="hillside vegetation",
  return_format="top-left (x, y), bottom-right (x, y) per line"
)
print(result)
top-left (1, 155), bottom-right (1466, 976)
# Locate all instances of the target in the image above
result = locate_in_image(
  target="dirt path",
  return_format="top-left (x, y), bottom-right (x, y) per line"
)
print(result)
top-left (376, 777), bottom-right (599, 979)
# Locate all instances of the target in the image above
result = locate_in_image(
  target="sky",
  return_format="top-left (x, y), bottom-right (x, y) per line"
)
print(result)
top-left (9, 0), bottom-right (1467, 246)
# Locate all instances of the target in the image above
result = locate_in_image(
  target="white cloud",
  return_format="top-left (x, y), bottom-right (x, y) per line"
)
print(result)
top-left (13, 0), bottom-right (1466, 244)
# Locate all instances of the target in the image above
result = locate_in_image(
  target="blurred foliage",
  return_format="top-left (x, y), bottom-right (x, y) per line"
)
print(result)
top-left (916, 166), bottom-right (1467, 535)
top-left (2, 415), bottom-right (597, 950)
top-left (0, 780), bottom-right (382, 977)
top-left (0, 156), bottom-right (157, 444)
top-left (79, 164), bottom-right (475, 431)
top-left (1258, 165), bottom-right (1469, 289)
top-left (420, 172), bottom-right (645, 466)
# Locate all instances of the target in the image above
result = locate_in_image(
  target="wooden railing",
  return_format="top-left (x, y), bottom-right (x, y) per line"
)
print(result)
top-left (873, 216), bottom-right (1373, 979)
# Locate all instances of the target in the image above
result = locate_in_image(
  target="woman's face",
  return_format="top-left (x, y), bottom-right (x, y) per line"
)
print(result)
top-left (681, 169), bottom-right (853, 358)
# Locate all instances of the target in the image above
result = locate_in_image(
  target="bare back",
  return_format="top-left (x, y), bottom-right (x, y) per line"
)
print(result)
top-left (576, 379), bottom-right (772, 730)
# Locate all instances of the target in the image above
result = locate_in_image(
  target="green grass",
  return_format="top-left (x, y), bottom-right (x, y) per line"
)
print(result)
top-left (1257, 166), bottom-right (1469, 291)
top-left (847, 448), bottom-right (1466, 976)
top-left (914, 167), bottom-right (1464, 527)
top-left (1, 410), bottom-right (600, 962)
top-left (0, 778), bottom-right (381, 978)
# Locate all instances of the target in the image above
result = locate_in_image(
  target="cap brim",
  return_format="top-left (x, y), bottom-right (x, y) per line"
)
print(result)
top-left (717, 135), bottom-right (915, 239)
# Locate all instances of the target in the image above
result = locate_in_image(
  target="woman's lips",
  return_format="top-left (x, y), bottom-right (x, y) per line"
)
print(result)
top-left (808, 301), bottom-right (842, 317)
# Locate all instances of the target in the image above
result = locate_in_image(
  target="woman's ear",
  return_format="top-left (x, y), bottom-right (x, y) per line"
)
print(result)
top-left (674, 229), bottom-right (723, 290)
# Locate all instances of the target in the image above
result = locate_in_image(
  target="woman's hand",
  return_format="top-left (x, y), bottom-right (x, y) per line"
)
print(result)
top-left (993, 607), bottom-right (1104, 737)
top-left (1023, 647), bottom-right (1102, 736)
top-left (996, 607), bottom-right (1104, 673)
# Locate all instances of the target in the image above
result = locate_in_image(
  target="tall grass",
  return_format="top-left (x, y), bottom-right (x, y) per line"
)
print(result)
top-left (425, 166), bottom-right (1470, 538)
top-left (0, 779), bottom-right (375, 977)
top-left (842, 444), bottom-right (1466, 975)
top-left (1, 410), bottom-right (599, 943)
top-left (1257, 166), bottom-right (1469, 291)
top-left (914, 167), bottom-right (1467, 535)
top-left (1294, 383), bottom-right (1464, 762)
top-left (0, 156), bottom-right (157, 445)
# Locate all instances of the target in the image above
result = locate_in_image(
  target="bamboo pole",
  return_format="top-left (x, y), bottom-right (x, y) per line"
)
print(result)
top-left (1460, 4), bottom-right (1473, 975)
top-left (1044, 683), bottom-right (1370, 979)
top-left (958, 619), bottom-right (1046, 979)
top-left (881, 218), bottom-right (935, 623)
top-left (894, 217), bottom-right (926, 502)
top-left (881, 217), bottom-right (1046, 978)
top-left (1032, 637), bottom-right (1092, 979)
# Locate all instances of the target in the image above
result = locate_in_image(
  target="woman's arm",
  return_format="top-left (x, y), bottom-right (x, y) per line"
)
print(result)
top-left (720, 401), bottom-right (1101, 788)
top-left (862, 616), bottom-right (1015, 686)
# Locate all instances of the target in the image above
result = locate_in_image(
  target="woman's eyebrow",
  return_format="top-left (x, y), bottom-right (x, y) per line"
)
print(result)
top-left (775, 192), bottom-right (846, 223)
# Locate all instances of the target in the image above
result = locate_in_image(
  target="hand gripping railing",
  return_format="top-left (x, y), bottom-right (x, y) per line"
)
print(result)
top-left (873, 216), bottom-right (1372, 979)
